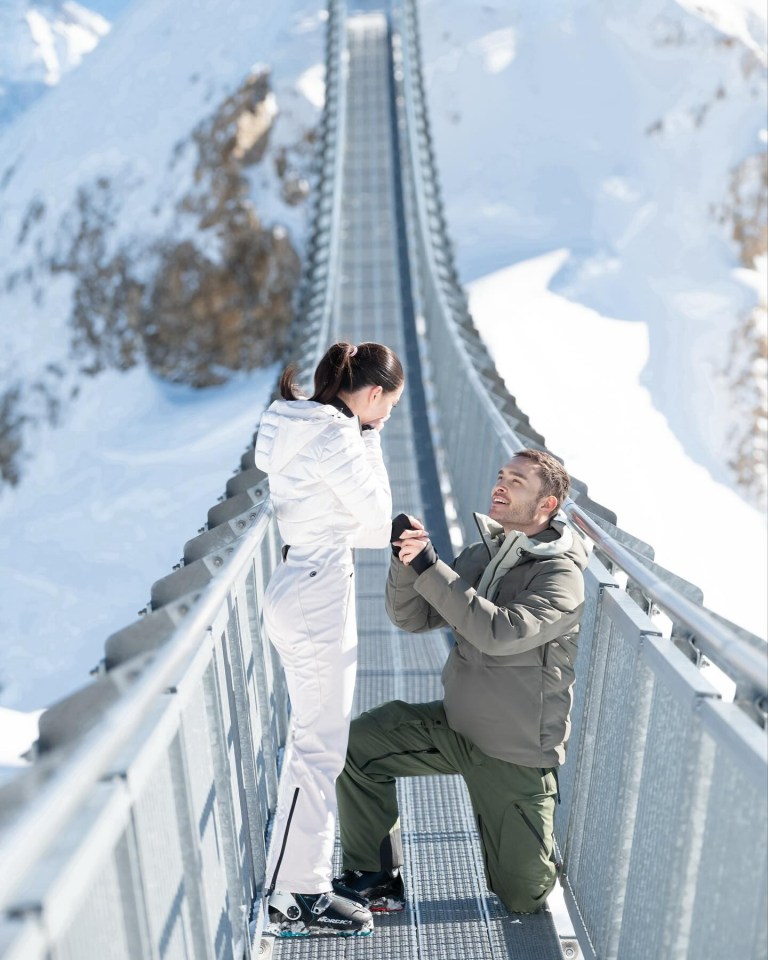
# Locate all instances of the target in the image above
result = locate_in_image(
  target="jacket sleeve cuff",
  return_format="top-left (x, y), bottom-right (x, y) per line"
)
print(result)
top-left (409, 541), bottom-right (438, 575)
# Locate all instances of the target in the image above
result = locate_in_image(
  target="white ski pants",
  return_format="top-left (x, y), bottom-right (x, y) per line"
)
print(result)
top-left (263, 543), bottom-right (358, 893)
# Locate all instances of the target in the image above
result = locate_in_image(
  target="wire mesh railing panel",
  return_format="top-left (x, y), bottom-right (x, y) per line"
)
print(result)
top-left (684, 703), bottom-right (768, 960)
top-left (555, 558), bottom-right (618, 841)
top-left (15, 786), bottom-right (139, 960)
top-left (613, 640), bottom-right (720, 960)
top-left (176, 679), bottom-right (236, 956)
top-left (54, 841), bottom-right (138, 960)
top-left (207, 621), bottom-right (259, 911)
top-left (129, 749), bottom-right (199, 958)
top-left (565, 593), bottom-right (657, 955)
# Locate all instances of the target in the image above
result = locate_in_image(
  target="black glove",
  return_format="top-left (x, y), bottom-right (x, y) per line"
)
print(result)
top-left (390, 513), bottom-right (411, 557)
top-left (409, 540), bottom-right (438, 575)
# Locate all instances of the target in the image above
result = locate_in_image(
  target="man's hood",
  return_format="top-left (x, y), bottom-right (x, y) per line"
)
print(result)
top-left (473, 510), bottom-right (591, 571)
top-left (255, 399), bottom-right (352, 473)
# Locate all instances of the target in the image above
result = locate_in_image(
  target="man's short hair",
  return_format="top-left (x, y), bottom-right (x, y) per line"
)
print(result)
top-left (512, 449), bottom-right (570, 514)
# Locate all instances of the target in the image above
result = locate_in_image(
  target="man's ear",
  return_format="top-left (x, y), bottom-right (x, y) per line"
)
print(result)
top-left (542, 495), bottom-right (558, 516)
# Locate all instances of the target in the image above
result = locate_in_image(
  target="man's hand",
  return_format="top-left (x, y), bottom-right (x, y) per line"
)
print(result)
top-left (395, 530), bottom-right (430, 566)
top-left (390, 514), bottom-right (426, 557)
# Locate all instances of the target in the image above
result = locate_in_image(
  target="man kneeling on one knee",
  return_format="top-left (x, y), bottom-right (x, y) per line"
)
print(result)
top-left (334, 448), bottom-right (589, 915)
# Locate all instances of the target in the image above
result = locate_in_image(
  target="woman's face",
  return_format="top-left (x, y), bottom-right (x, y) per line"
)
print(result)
top-left (350, 382), bottom-right (404, 425)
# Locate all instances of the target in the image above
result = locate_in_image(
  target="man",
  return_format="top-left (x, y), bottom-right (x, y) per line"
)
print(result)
top-left (333, 448), bottom-right (589, 915)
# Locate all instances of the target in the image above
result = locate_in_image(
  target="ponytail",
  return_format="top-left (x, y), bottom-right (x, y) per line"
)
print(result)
top-left (279, 364), bottom-right (301, 400)
top-left (278, 341), bottom-right (403, 403)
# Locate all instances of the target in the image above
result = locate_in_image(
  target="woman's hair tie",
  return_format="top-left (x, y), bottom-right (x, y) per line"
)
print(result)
top-left (348, 345), bottom-right (358, 357)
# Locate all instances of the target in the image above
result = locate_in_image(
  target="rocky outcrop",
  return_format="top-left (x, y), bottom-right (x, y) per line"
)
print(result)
top-left (143, 225), bottom-right (299, 386)
top-left (716, 153), bottom-right (768, 509)
top-left (0, 66), bottom-right (308, 487)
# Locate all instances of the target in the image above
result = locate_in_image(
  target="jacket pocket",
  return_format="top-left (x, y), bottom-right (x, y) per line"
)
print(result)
top-left (514, 802), bottom-right (548, 854)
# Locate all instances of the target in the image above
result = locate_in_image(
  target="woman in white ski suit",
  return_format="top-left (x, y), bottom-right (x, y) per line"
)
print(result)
top-left (254, 341), bottom-right (403, 935)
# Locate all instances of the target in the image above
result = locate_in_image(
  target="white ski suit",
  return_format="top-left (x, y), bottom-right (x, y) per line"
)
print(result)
top-left (254, 398), bottom-right (392, 893)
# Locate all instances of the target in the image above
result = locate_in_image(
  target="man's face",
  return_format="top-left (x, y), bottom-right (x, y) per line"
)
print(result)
top-left (488, 458), bottom-right (546, 533)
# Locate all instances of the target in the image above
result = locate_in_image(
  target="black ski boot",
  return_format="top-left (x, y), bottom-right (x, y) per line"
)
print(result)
top-left (266, 889), bottom-right (374, 937)
top-left (333, 868), bottom-right (406, 913)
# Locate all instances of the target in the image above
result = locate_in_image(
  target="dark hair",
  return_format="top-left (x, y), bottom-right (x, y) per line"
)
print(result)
top-left (512, 449), bottom-right (571, 515)
top-left (279, 341), bottom-right (404, 404)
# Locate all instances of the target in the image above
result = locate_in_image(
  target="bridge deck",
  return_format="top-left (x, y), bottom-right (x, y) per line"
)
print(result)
top-left (268, 13), bottom-right (564, 960)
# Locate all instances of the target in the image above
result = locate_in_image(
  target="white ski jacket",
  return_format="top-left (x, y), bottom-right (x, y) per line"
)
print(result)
top-left (254, 399), bottom-right (392, 549)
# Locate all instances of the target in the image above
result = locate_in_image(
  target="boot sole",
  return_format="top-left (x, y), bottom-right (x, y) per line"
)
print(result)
top-left (265, 920), bottom-right (374, 938)
top-left (270, 930), bottom-right (373, 938)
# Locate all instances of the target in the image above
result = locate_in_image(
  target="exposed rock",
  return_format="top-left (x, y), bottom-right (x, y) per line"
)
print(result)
top-left (139, 66), bottom-right (301, 386)
top-left (142, 227), bottom-right (299, 386)
top-left (716, 152), bottom-right (768, 508)
top-left (51, 69), bottom-right (302, 387)
top-left (0, 387), bottom-right (26, 486)
top-left (723, 303), bottom-right (767, 508)
top-left (725, 153), bottom-right (767, 267)
top-left (0, 66), bottom-right (310, 488)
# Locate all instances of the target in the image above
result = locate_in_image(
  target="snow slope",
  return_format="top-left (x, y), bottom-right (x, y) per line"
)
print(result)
top-left (1, 0), bottom-right (766, 765)
top-left (0, 0), bottom-right (110, 126)
top-left (0, 0), bottom-right (327, 727)
top-left (0, 0), bottom-right (325, 396)
top-left (0, 365), bottom-right (277, 710)
top-left (418, 0), bottom-right (767, 504)
top-left (468, 251), bottom-right (767, 638)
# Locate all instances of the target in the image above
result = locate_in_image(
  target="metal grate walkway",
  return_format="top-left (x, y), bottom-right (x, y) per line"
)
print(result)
top-left (268, 13), bottom-right (563, 960)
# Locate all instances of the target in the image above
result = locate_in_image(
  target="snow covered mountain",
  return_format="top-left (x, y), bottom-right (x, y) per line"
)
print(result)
top-left (0, 0), bottom-right (765, 740)
top-left (420, 0), bottom-right (767, 508)
top-left (0, 0), bottom-right (110, 127)
top-left (0, 0), bottom-right (324, 487)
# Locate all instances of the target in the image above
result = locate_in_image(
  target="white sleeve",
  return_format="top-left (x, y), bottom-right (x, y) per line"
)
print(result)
top-left (321, 427), bottom-right (392, 548)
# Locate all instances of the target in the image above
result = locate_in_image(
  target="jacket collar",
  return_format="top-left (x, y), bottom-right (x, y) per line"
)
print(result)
top-left (473, 511), bottom-right (573, 561)
top-left (473, 510), bottom-right (575, 600)
top-left (329, 396), bottom-right (355, 418)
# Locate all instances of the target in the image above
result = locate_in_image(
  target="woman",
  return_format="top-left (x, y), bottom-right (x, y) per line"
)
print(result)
top-left (255, 341), bottom-right (404, 937)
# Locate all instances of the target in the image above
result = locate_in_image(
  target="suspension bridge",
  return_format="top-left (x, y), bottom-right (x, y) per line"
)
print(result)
top-left (1, 2), bottom-right (766, 959)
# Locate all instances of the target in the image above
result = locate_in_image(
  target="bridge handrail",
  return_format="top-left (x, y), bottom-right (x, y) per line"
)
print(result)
top-left (564, 502), bottom-right (767, 701)
top-left (288, 1), bottom-right (348, 386)
top-left (393, 1), bottom-right (767, 957)
top-left (0, 1), bottom-right (351, 952)
top-left (391, 0), bottom-right (767, 711)
top-left (0, 506), bottom-right (273, 912)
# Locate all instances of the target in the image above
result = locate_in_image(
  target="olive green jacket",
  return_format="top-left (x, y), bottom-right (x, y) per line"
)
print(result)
top-left (385, 513), bottom-right (590, 767)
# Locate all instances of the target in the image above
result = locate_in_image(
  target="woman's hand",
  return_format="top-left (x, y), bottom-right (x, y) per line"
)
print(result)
top-left (365, 414), bottom-right (390, 432)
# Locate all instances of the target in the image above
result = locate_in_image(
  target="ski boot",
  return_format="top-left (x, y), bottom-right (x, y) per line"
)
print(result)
top-left (266, 889), bottom-right (374, 937)
top-left (333, 868), bottom-right (406, 913)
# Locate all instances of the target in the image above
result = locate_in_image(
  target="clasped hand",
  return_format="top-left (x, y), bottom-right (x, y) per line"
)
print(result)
top-left (394, 516), bottom-right (430, 566)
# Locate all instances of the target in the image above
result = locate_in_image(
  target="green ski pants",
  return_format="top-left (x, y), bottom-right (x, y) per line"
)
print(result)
top-left (337, 700), bottom-right (558, 914)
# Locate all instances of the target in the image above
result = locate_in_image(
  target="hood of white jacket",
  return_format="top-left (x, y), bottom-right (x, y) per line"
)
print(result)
top-left (255, 399), bottom-right (354, 473)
